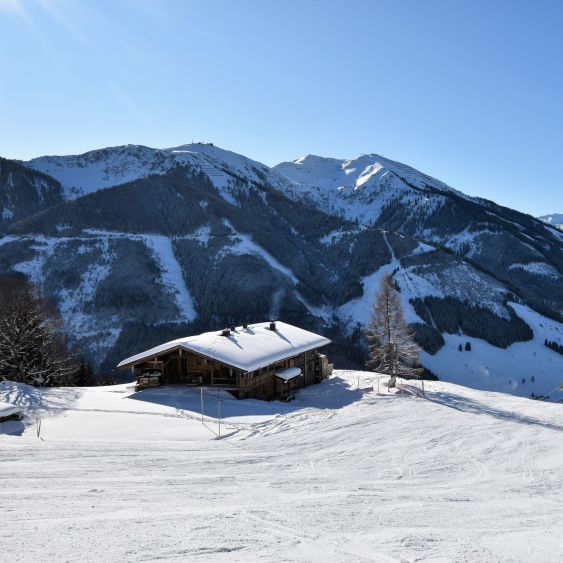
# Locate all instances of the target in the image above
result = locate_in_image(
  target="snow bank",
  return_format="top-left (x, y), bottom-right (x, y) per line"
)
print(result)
top-left (0, 401), bottom-right (22, 418)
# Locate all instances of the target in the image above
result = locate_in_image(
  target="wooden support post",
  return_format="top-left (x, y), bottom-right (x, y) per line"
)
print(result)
top-left (200, 387), bottom-right (204, 423)
top-left (216, 388), bottom-right (221, 438)
top-left (218, 396), bottom-right (221, 438)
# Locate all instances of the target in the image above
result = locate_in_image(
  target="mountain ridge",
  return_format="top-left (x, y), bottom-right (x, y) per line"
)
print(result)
top-left (22, 142), bottom-right (290, 202)
top-left (1, 142), bottom-right (562, 398)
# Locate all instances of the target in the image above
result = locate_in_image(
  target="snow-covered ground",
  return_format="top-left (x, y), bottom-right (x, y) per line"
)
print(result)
top-left (1, 371), bottom-right (562, 562)
top-left (423, 303), bottom-right (563, 398)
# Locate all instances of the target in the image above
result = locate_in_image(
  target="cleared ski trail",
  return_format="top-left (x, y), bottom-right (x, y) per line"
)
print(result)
top-left (1, 371), bottom-right (561, 562)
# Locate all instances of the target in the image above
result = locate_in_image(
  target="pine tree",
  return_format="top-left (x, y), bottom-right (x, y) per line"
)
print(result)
top-left (0, 276), bottom-right (76, 386)
top-left (365, 274), bottom-right (422, 388)
top-left (75, 357), bottom-right (95, 386)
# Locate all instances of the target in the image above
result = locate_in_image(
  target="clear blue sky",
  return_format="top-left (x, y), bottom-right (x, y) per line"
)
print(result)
top-left (1, 0), bottom-right (561, 216)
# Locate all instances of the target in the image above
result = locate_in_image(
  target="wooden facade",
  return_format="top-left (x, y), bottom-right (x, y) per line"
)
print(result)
top-left (118, 321), bottom-right (333, 401)
top-left (127, 347), bottom-right (332, 401)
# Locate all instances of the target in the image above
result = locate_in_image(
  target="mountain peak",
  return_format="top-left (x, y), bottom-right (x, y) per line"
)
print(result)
top-left (538, 213), bottom-right (563, 229)
top-left (166, 141), bottom-right (218, 154)
top-left (21, 141), bottom-right (287, 201)
top-left (292, 154), bottom-right (342, 165)
top-left (165, 142), bottom-right (266, 169)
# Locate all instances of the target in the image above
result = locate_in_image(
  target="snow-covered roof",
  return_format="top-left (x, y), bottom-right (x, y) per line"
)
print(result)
top-left (272, 367), bottom-right (302, 382)
top-left (117, 321), bottom-right (331, 373)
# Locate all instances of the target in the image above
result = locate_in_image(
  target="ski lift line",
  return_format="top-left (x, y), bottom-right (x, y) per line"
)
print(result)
top-left (544, 382), bottom-right (563, 397)
top-left (378, 232), bottom-right (438, 331)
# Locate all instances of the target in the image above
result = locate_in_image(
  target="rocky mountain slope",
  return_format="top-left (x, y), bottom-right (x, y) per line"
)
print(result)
top-left (0, 158), bottom-right (64, 227)
top-left (275, 154), bottom-right (563, 322)
top-left (1, 143), bottom-right (562, 397)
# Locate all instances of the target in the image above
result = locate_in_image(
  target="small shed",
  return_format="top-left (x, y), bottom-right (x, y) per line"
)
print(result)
top-left (117, 321), bottom-right (333, 400)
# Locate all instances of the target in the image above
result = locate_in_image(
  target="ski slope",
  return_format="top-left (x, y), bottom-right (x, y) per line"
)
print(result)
top-left (422, 303), bottom-right (563, 397)
top-left (1, 371), bottom-right (562, 562)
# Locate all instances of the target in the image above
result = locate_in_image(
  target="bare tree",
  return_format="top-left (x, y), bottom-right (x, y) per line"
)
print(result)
top-left (365, 274), bottom-right (422, 388)
top-left (0, 275), bottom-right (76, 386)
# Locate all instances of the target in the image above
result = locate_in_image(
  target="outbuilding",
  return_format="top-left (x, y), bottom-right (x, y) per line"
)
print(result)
top-left (117, 321), bottom-right (333, 400)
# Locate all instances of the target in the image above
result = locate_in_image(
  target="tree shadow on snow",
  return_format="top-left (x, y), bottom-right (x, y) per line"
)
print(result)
top-left (0, 420), bottom-right (25, 436)
top-left (128, 376), bottom-right (363, 419)
top-left (427, 390), bottom-right (563, 432)
top-left (0, 380), bottom-right (82, 432)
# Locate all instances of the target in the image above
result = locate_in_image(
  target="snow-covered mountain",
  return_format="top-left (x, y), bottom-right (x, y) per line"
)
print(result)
top-left (538, 213), bottom-right (563, 229)
top-left (273, 153), bottom-right (467, 225)
top-left (0, 158), bottom-right (63, 226)
top-left (24, 142), bottom-right (289, 201)
top-left (1, 143), bottom-right (562, 398)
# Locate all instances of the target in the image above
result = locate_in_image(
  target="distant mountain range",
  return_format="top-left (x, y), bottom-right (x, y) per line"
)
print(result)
top-left (1, 143), bottom-right (562, 397)
top-left (538, 213), bottom-right (563, 230)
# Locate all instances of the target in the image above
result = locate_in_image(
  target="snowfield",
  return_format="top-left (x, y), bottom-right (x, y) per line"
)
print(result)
top-left (1, 371), bottom-right (562, 562)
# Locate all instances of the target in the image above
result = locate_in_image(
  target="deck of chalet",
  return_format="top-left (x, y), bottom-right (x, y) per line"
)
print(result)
top-left (117, 321), bottom-right (333, 401)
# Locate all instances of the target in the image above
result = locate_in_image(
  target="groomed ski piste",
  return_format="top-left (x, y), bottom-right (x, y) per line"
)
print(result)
top-left (1, 371), bottom-right (561, 562)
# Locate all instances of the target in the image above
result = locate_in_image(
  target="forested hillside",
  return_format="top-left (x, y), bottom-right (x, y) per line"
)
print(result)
top-left (0, 143), bottom-right (561, 397)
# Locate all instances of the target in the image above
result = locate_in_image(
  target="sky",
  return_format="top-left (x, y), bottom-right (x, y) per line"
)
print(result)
top-left (0, 0), bottom-right (562, 216)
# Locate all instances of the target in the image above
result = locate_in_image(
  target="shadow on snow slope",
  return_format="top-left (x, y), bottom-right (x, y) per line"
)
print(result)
top-left (0, 419), bottom-right (25, 436)
top-left (0, 380), bottom-right (82, 436)
top-left (128, 376), bottom-right (364, 420)
top-left (0, 381), bottom-right (82, 414)
top-left (427, 390), bottom-right (563, 432)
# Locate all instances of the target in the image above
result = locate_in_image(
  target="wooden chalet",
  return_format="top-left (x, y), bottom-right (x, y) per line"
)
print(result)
top-left (117, 321), bottom-right (333, 401)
